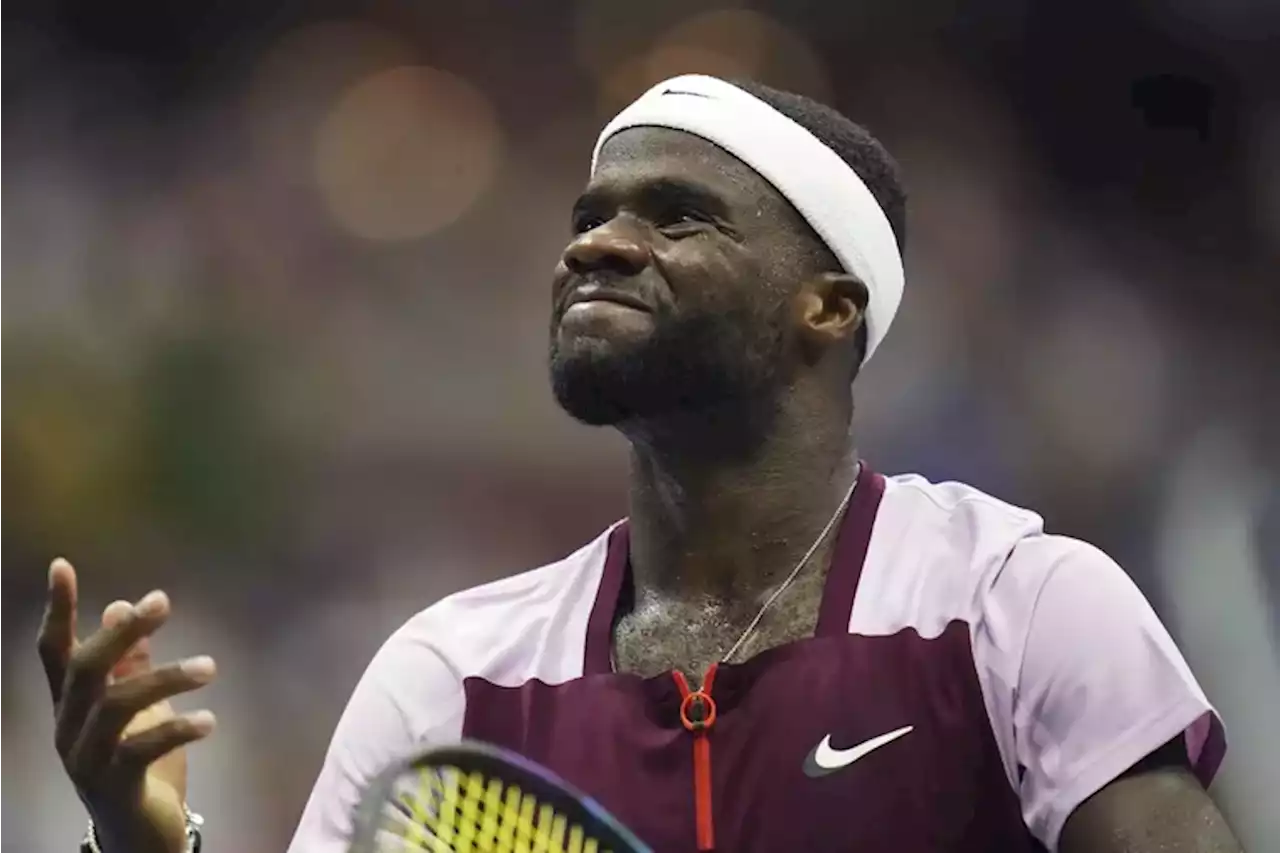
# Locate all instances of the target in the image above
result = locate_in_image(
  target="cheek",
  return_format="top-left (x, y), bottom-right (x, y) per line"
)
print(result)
top-left (656, 239), bottom-right (764, 313)
top-left (755, 244), bottom-right (810, 317)
top-left (757, 239), bottom-right (807, 289)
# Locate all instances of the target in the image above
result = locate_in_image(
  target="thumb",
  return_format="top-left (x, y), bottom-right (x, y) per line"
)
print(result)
top-left (103, 600), bottom-right (153, 679)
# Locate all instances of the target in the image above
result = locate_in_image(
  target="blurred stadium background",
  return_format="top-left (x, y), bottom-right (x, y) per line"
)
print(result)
top-left (3, 0), bottom-right (1277, 850)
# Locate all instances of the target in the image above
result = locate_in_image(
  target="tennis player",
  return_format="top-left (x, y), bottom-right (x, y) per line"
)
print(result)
top-left (39, 76), bottom-right (1241, 853)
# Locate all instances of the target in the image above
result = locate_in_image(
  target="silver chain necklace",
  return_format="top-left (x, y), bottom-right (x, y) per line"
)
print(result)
top-left (612, 463), bottom-right (860, 671)
top-left (720, 463), bottom-right (859, 664)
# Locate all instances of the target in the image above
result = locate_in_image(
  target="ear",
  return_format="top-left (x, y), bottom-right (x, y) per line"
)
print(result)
top-left (794, 271), bottom-right (868, 354)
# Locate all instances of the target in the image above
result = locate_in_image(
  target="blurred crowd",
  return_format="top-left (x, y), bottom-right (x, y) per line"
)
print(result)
top-left (3, 1), bottom-right (1277, 850)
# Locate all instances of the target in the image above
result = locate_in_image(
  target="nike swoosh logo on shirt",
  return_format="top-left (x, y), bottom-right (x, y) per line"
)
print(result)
top-left (802, 725), bottom-right (914, 778)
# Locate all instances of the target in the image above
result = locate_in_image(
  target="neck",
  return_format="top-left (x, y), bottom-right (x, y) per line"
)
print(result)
top-left (622, 395), bottom-right (858, 602)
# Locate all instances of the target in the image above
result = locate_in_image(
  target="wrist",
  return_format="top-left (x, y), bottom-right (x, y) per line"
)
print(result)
top-left (84, 804), bottom-right (200, 853)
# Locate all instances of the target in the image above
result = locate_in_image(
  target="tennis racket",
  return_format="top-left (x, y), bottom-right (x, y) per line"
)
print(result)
top-left (347, 740), bottom-right (653, 853)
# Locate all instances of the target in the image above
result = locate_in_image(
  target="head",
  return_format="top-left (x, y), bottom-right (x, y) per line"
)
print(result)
top-left (549, 78), bottom-right (907, 436)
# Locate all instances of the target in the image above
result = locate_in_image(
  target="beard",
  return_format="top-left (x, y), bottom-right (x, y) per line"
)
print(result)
top-left (548, 300), bottom-right (788, 428)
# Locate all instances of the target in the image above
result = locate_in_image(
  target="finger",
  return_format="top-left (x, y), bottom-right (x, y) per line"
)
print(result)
top-left (69, 656), bottom-right (215, 779)
top-left (115, 710), bottom-right (216, 772)
top-left (102, 600), bottom-right (133, 629)
top-left (102, 600), bottom-right (152, 679)
top-left (100, 657), bottom-right (217, 742)
top-left (37, 558), bottom-right (79, 705)
top-left (55, 591), bottom-right (170, 756)
top-left (74, 590), bottom-right (169, 681)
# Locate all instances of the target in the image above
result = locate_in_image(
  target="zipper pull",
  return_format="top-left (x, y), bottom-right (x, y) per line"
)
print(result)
top-left (673, 663), bottom-right (719, 851)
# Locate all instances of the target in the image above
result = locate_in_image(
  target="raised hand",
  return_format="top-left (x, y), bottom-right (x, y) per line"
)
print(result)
top-left (37, 558), bottom-right (217, 853)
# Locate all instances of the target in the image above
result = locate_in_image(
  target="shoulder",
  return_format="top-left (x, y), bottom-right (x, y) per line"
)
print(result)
top-left (856, 473), bottom-right (1051, 633)
top-left (858, 470), bottom-right (1157, 663)
top-left (380, 523), bottom-right (620, 687)
top-left (879, 473), bottom-right (1046, 552)
top-left (286, 527), bottom-right (620, 853)
top-left (877, 473), bottom-right (1126, 594)
top-left (871, 470), bottom-right (1142, 625)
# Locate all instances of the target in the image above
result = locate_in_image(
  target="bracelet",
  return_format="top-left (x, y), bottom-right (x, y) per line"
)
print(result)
top-left (80, 805), bottom-right (203, 853)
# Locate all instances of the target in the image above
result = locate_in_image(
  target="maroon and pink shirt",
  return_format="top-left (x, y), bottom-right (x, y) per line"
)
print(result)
top-left (289, 466), bottom-right (1225, 852)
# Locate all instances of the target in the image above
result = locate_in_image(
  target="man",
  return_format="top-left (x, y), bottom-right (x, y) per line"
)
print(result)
top-left (39, 76), bottom-right (1240, 853)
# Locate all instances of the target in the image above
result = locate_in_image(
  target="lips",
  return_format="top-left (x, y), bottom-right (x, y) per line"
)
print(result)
top-left (562, 287), bottom-right (652, 314)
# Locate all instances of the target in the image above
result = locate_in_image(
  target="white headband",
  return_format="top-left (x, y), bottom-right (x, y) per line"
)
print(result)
top-left (592, 75), bottom-right (905, 365)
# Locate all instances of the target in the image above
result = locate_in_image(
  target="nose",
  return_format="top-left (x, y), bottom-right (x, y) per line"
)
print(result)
top-left (562, 218), bottom-right (649, 277)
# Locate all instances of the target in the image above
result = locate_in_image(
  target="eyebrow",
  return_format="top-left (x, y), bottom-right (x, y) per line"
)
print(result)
top-left (572, 176), bottom-right (733, 221)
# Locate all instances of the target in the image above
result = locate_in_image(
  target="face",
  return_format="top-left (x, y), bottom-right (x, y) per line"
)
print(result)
top-left (549, 127), bottom-right (818, 427)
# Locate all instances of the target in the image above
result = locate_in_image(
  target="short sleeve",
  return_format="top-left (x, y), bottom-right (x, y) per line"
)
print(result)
top-left (1001, 537), bottom-right (1226, 849)
top-left (285, 619), bottom-right (464, 853)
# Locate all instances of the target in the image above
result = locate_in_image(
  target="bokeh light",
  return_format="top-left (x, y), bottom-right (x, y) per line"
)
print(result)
top-left (571, 0), bottom-right (739, 83)
top-left (596, 9), bottom-right (830, 114)
top-left (245, 22), bottom-right (416, 187)
top-left (312, 65), bottom-right (503, 242)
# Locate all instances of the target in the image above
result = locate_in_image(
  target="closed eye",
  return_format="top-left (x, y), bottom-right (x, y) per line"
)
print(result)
top-left (669, 207), bottom-right (713, 225)
top-left (570, 209), bottom-right (608, 235)
top-left (571, 208), bottom-right (712, 237)
top-left (658, 207), bottom-right (717, 235)
top-left (570, 178), bottom-right (734, 237)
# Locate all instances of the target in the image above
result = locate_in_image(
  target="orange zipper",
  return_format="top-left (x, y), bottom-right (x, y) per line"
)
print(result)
top-left (673, 663), bottom-right (719, 851)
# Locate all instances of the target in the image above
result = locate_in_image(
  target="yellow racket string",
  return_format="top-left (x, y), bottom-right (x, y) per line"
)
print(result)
top-left (377, 763), bottom-right (618, 853)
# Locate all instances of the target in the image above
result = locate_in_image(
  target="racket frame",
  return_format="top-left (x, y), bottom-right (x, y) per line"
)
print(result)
top-left (348, 740), bottom-right (652, 853)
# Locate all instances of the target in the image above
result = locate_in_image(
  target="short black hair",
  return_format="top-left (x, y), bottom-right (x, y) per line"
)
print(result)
top-left (732, 81), bottom-right (906, 370)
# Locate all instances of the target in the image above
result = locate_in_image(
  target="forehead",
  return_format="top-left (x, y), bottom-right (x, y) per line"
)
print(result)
top-left (590, 126), bottom-right (785, 210)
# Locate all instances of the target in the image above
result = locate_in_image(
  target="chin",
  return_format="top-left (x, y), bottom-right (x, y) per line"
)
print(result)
top-left (547, 310), bottom-right (782, 427)
top-left (548, 345), bottom-right (641, 426)
top-left (553, 317), bottom-right (653, 357)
